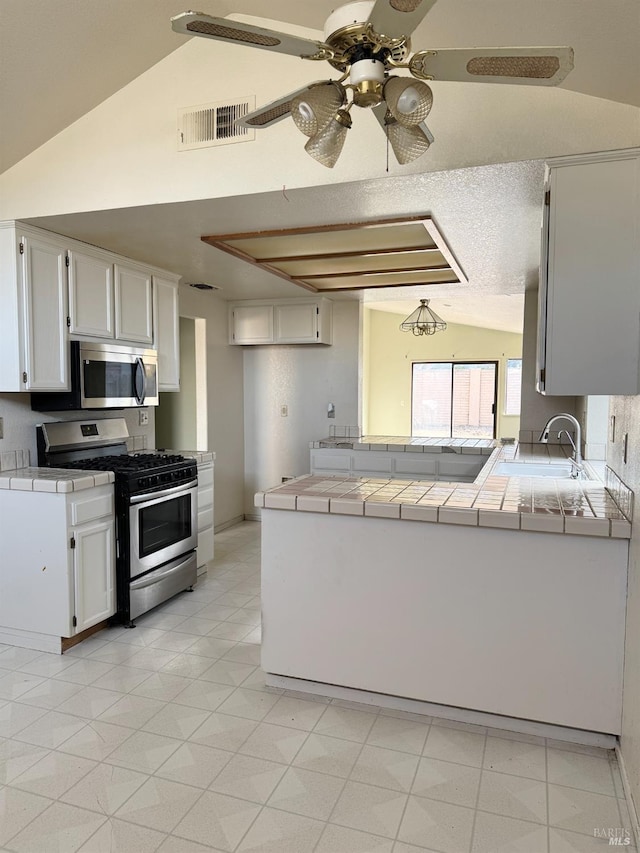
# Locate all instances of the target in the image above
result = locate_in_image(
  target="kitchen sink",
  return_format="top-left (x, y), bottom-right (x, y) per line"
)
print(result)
top-left (493, 461), bottom-right (575, 478)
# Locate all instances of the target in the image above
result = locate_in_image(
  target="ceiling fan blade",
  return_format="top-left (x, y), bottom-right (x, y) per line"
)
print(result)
top-left (236, 83), bottom-right (325, 130)
top-left (410, 46), bottom-right (574, 86)
top-left (367, 0), bottom-right (438, 40)
top-left (171, 11), bottom-right (328, 59)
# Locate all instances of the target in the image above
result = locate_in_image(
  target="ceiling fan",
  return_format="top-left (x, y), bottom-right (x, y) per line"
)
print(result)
top-left (171, 0), bottom-right (574, 168)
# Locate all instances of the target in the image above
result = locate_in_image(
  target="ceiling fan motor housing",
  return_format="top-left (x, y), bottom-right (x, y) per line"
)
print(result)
top-left (323, 1), bottom-right (377, 41)
top-left (350, 58), bottom-right (386, 106)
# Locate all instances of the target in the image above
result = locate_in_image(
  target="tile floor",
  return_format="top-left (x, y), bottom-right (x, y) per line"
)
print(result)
top-left (0, 520), bottom-right (636, 852)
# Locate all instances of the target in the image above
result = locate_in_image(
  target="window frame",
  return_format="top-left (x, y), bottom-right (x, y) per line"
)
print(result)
top-left (411, 360), bottom-right (499, 440)
top-left (504, 358), bottom-right (523, 417)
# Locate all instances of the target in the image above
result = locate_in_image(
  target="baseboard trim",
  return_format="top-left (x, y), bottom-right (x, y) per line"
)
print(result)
top-left (243, 512), bottom-right (261, 523)
top-left (0, 625), bottom-right (62, 654)
top-left (214, 515), bottom-right (246, 533)
top-left (265, 673), bottom-right (618, 749)
top-left (616, 744), bottom-right (640, 847)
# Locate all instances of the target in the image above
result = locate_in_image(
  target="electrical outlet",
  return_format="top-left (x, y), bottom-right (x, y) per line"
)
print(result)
top-left (327, 402), bottom-right (335, 418)
top-left (280, 405), bottom-right (288, 417)
top-left (139, 410), bottom-right (149, 426)
top-left (0, 417), bottom-right (3, 440)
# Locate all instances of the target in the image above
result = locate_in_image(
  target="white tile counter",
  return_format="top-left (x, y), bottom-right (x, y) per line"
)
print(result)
top-left (0, 466), bottom-right (115, 493)
top-left (262, 443), bottom-right (632, 538)
top-left (153, 449), bottom-right (216, 464)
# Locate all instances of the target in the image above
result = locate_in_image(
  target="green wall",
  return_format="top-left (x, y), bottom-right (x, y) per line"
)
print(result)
top-left (363, 308), bottom-right (523, 439)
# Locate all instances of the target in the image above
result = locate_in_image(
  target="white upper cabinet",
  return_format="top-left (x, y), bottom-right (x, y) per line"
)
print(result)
top-left (153, 275), bottom-right (181, 391)
top-left (538, 149), bottom-right (640, 396)
top-left (229, 298), bottom-right (332, 345)
top-left (0, 226), bottom-right (69, 392)
top-left (114, 263), bottom-right (154, 344)
top-left (68, 248), bottom-right (114, 338)
top-left (21, 233), bottom-right (69, 391)
top-left (230, 304), bottom-right (274, 345)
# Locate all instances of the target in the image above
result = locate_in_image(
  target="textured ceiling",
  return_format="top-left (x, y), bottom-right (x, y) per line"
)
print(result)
top-left (2, 0), bottom-right (639, 174)
top-left (26, 159), bottom-right (544, 331)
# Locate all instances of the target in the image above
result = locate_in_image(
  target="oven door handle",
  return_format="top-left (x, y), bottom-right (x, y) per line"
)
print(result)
top-left (134, 357), bottom-right (147, 405)
top-left (129, 478), bottom-right (198, 504)
top-left (130, 552), bottom-right (196, 590)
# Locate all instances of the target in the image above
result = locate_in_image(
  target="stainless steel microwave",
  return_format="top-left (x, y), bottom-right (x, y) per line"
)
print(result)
top-left (31, 341), bottom-right (158, 411)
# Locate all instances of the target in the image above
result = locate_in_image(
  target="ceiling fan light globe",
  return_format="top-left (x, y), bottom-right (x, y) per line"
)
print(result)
top-left (304, 110), bottom-right (351, 168)
top-left (384, 77), bottom-right (433, 126)
top-left (386, 121), bottom-right (431, 165)
top-left (291, 82), bottom-right (346, 138)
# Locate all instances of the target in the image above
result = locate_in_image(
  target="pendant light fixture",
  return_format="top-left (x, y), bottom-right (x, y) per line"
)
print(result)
top-left (400, 299), bottom-right (447, 336)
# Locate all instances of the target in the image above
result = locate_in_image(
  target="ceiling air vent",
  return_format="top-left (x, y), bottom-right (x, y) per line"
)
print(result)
top-left (177, 97), bottom-right (256, 150)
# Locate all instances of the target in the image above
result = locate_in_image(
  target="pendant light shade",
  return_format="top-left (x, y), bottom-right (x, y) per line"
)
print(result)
top-left (384, 77), bottom-right (433, 127)
top-left (400, 299), bottom-right (447, 336)
top-left (384, 114), bottom-right (432, 164)
top-left (304, 109), bottom-right (352, 168)
top-left (291, 82), bottom-right (346, 138)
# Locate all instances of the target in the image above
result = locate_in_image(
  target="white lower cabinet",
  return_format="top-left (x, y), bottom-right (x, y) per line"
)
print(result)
top-left (0, 484), bottom-right (115, 652)
top-left (72, 517), bottom-right (115, 633)
top-left (197, 460), bottom-right (214, 573)
top-left (310, 448), bottom-right (485, 482)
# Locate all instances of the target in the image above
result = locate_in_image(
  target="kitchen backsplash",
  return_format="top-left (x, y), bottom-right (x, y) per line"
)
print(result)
top-left (0, 392), bottom-right (155, 469)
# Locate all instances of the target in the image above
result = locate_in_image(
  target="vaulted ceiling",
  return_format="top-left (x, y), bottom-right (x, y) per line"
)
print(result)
top-left (2, 0), bottom-right (639, 174)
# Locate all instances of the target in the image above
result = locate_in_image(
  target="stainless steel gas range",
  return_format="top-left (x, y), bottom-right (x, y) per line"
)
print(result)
top-left (37, 419), bottom-right (198, 626)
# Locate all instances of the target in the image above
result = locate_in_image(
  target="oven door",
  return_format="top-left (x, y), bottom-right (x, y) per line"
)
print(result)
top-left (129, 480), bottom-right (198, 578)
top-left (80, 343), bottom-right (159, 408)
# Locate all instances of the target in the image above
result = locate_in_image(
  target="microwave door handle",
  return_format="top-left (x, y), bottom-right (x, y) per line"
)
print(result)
top-left (134, 357), bottom-right (146, 405)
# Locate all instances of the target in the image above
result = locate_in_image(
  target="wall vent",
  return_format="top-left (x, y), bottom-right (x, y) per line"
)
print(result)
top-left (177, 97), bottom-right (256, 150)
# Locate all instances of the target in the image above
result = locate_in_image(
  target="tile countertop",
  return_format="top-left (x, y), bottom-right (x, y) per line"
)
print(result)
top-left (0, 467), bottom-right (115, 494)
top-left (257, 443), bottom-right (632, 539)
top-left (152, 450), bottom-right (216, 464)
top-left (311, 435), bottom-right (497, 454)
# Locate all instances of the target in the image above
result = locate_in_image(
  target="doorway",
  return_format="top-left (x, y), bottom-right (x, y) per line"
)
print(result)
top-left (411, 361), bottom-right (498, 439)
top-left (155, 316), bottom-right (208, 451)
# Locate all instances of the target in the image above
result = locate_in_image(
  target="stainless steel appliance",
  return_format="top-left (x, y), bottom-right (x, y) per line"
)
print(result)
top-left (31, 341), bottom-right (158, 411)
top-left (37, 418), bottom-right (197, 626)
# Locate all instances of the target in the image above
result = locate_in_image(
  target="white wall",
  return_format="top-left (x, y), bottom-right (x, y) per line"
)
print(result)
top-left (608, 396), bottom-right (640, 824)
top-left (177, 286), bottom-right (245, 530)
top-left (243, 301), bottom-right (359, 515)
top-left (1, 35), bottom-right (639, 220)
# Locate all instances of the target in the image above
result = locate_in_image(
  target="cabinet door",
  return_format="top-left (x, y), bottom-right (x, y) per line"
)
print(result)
top-left (539, 153), bottom-right (640, 395)
top-left (275, 303), bottom-right (318, 343)
top-left (154, 276), bottom-right (180, 390)
top-left (114, 264), bottom-right (153, 344)
top-left (68, 249), bottom-right (114, 338)
top-left (73, 518), bottom-right (115, 633)
top-left (230, 305), bottom-right (273, 344)
top-left (20, 234), bottom-right (69, 390)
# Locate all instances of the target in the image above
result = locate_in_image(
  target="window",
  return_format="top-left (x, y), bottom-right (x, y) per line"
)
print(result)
top-left (411, 362), bottom-right (498, 439)
top-left (504, 359), bottom-right (522, 416)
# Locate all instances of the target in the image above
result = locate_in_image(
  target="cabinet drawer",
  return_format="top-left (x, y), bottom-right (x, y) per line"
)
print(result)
top-left (312, 454), bottom-right (350, 472)
top-left (70, 491), bottom-right (114, 525)
top-left (198, 506), bottom-right (214, 532)
top-left (395, 456), bottom-right (437, 476)
top-left (198, 465), bottom-right (214, 487)
top-left (198, 486), bottom-right (213, 509)
top-left (352, 454), bottom-right (393, 474)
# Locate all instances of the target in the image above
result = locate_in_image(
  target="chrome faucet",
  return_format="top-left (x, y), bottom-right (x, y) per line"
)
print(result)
top-left (539, 413), bottom-right (583, 478)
